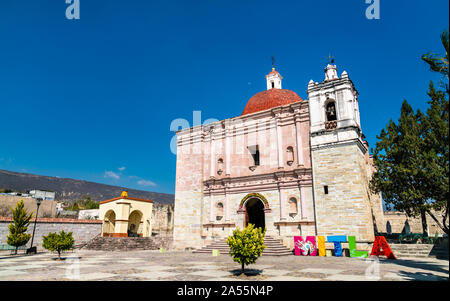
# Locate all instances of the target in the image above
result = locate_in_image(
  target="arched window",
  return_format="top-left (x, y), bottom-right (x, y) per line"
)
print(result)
top-left (326, 101), bottom-right (337, 121)
top-left (403, 220), bottom-right (411, 235)
top-left (216, 202), bottom-right (224, 221)
top-left (386, 221), bottom-right (392, 234)
top-left (286, 146), bottom-right (294, 166)
top-left (288, 197), bottom-right (298, 218)
top-left (217, 158), bottom-right (224, 175)
top-left (128, 210), bottom-right (143, 237)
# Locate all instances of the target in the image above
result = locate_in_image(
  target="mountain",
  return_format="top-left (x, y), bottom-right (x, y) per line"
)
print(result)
top-left (0, 169), bottom-right (173, 204)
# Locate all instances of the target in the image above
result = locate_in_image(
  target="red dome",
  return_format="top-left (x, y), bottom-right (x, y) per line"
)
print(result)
top-left (241, 89), bottom-right (302, 115)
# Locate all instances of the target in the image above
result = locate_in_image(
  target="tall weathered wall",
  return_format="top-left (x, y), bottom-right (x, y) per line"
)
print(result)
top-left (312, 142), bottom-right (375, 242)
top-left (0, 195), bottom-right (57, 218)
top-left (151, 203), bottom-right (174, 236)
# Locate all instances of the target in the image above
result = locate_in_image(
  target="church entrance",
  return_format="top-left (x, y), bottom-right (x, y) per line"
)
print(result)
top-left (245, 198), bottom-right (265, 229)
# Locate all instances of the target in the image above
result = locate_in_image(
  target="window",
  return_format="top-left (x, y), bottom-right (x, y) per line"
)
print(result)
top-left (324, 185), bottom-right (329, 194)
top-left (216, 202), bottom-right (224, 221)
top-left (248, 145), bottom-right (260, 166)
top-left (326, 102), bottom-right (337, 121)
top-left (217, 158), bottom-right (224, 175)
top-left (286, 146), bottom-right (294, 166)
top-left (271, 81), bottom-right (275, 88)
top-left (288, 197), bottom-right (298, 218)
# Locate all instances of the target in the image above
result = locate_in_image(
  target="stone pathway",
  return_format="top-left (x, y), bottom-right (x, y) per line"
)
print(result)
top-left (0, 250), bottom-right (448, 281)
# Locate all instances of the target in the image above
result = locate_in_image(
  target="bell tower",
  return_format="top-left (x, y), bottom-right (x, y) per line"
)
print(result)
top-left (266, 68), bottom-right (282, 90)
top-left (307, 63), bottom-right (361, 138)
top-left (307, 62), bottom-right (375, 243)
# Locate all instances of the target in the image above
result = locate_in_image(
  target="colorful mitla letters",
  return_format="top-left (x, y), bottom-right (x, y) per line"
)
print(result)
top-left (293, 235), bottom-right (395, 258)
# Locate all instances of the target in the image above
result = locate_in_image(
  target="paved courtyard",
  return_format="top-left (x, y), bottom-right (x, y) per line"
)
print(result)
top-left (0, 250), bottom-right (448, 281)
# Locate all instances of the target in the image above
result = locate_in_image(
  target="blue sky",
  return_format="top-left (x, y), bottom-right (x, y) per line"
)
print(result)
top-left (0, 0), bottom-right (448, 195)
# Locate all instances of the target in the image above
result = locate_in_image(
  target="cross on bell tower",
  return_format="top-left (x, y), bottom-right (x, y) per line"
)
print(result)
top-left (327, 52), bottom-right (335, 64)
top-left (324, 53), bottom-right (338, 81)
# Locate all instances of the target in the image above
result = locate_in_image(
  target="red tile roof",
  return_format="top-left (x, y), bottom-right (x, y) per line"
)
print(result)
top-left (241, 89), bottom-right (302, 115)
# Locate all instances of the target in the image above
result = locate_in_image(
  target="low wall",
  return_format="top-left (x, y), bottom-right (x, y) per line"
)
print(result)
top-left (0, 217), bottom-right (102, 249)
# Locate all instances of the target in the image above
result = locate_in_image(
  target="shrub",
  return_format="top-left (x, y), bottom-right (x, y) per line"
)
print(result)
top-left (42, 230), bottom-right (74, 260)
top-left (6, 200), bottom-right (33, 255)
top-left (226, 224), bottom-right (266, 274)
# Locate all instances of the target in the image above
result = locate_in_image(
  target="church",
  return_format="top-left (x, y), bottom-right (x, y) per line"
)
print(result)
top-left (173, 62), bottom-right (385, 250)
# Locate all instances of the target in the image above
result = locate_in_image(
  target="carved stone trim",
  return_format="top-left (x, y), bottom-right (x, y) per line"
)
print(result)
top-left (202, 223), bottom-right (235, 228)
top-left (274, 221), bottom-right (315, 226)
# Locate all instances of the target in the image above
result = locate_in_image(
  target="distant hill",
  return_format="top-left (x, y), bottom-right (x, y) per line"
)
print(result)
top-left (0, 169), bottom-right (173, 204)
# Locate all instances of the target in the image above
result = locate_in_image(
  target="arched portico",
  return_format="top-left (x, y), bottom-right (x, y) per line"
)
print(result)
top-left (238, 193), bottom-right (271, 230)
top-left (103, 210), bottom-right (116, 237)
top-left (128, 210), bottom-right (143, 237)
top-left (99, 191), bottom-right (153, 237)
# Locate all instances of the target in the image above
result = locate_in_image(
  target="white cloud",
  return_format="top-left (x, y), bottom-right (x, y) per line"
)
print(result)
top-left (137, 179), bottom-right (157, 187)
top-left (118, 166), bottom-right (126, 171)
top-left (104, 171), bottom-right (120, 180)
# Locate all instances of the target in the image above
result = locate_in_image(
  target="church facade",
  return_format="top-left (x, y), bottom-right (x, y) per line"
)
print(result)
top-left (173, 63), bottom-right (385, 250)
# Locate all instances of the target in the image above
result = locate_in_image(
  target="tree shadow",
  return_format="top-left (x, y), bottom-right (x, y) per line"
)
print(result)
top-left (50, 255), bottom-right (82, 261)
top-left (379, 257), bottom-right (449, 275)
top-left (230, 268), bottom-right (263, 277)
top-left (0, 251), bottom-right (46, 260)
top-left (396, 270), bottom-right (448, 281)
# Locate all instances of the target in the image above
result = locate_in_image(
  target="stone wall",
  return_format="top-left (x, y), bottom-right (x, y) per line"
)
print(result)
top-left (151, 203), bottom-right (174, 236)
top-left (0, 217), bottom-right (102, 248)
top-left (383, 211), bottom-right (446, 236)
top-left (311, 142), bottom-right (375, 242)
top-left (0, 195), bottom-right (57, 218)
top-left (364, 153), bottom-right (385, 234)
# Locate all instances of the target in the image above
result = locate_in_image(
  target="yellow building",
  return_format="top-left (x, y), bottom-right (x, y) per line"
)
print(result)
top-left (99, 191), bottom-right (153, 237)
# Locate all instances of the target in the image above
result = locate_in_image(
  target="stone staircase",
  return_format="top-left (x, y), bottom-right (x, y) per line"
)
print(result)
top-left (389, 243), bottom-right (449, 259)
top-left (80, 236), bottom-right (172, 251)
top-left (193, 235), bottom-right (293, 256)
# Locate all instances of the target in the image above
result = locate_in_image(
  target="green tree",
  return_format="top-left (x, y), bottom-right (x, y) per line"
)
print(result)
top-left (42, 230), bottom-right (75, 260)
top-left (422, 30), bottom-right (449, 94)
top-left (84, 196), bottom-right (99, 209)
top-left (6, 200), bottom-right (33, 255)
top-left (371, 30), bottom-right (449, 236)
top-left (421, 82), bottom-right (449, 235)
top-left (226, 224), bottom-right (266, 274)
top-left (370, 101), bottom-right (431, 235)
top-left (419, 30), bottom-right (449, 235)
top-left (65, 196), bottom-right (98, 211)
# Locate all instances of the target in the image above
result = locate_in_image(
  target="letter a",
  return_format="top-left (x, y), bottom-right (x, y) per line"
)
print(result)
top-left (370, 236), bottom-right (396, 259)
top-left (365, 0), bottom-right (380, 20)
top-left (66, 0), bottom-right (80, 20)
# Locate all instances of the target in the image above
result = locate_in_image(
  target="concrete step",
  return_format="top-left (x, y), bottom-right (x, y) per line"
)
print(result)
top-left (193, 235), bottom-right (293, 256)
top-left (389, 243), bottom-right (449, 259)
top-left (81, 236), bottom-right (172, 251)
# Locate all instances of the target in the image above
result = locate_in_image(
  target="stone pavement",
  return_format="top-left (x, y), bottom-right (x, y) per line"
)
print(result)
top-left (0, 250), bottom-right (448, 281)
